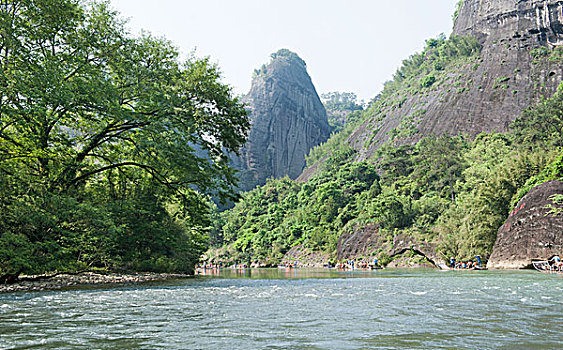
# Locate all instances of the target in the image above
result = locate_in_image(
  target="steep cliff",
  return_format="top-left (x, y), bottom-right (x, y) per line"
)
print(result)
top-left (232, 49), bottom-right (332, 191)
top-left (296, 0), bottom-right (563, 267)
top-left (488, 180), bottom-right (563, 269)
top-left (302, 0), bottom-right (563, 173)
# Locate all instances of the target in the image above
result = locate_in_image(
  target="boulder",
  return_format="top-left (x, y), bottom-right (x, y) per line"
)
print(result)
top-left (336, 224), bottom-right (445, 267)
top-left (337, 224), bottom-right (383, 261)
top-left (488, 180), bottom-right (563, 269)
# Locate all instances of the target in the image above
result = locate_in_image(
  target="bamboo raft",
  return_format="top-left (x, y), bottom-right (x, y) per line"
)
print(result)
top-left (532, 260), bottom-right (563, 274)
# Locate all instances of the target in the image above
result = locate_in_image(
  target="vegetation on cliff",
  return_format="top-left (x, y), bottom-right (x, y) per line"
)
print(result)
top-left (321, 92), bottom-right (364, 132)
top-left (210, 31), bottom-right (563, 266)
top-left (0, 0), bottom-right (249, 278)
top-left (306, 34), bottom-right (481, 168)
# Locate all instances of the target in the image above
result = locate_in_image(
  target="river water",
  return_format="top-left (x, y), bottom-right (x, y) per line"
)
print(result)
top-left (1, 268), bottom-right (561, 349)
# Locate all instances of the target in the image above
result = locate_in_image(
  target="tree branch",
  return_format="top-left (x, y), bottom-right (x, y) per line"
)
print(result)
top-left (68, 161), bottom-right (167, 187)
top-left (55, 120), bottom-right (151, 188)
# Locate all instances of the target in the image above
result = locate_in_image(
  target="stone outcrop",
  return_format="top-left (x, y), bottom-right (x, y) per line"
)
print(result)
top-left (280, 245), bottom-right (330, 268)
top-left (331, 0), bottom-right (563, 163)
top-left (336, 224), bottom-right (445, 267)
top-left (455, 0), bottom-right (563, 45)
top-left (488, 180), bottom-right (563, 269)
top-left (337, 224), bottom-right (383, 261)
top-left (232, 49), bottom-right (332, 191)
top-left (0, 272), bottom-right (190, 293)
top-left (388, 234), bottom-right (443, 267)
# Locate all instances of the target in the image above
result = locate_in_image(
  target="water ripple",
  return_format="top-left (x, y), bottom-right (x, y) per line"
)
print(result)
top-left (1, 269), bottom-right (561, 349)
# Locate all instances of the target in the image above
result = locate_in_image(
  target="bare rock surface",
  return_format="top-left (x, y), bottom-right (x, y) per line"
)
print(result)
top-left (353, 0), bottom-right (563, 160)
top-left (281, 245), bottom-right (330, 267)
top-left (488, 180), bottom-right (563, 269)
top-left (337, 224), bottom-right (445, 267)
top-left (298, 0), bottom-right (563, 182)
top-left (232, 50), bottom-right (332, 191)
top-left (336, 224), bottom-right (383, 261)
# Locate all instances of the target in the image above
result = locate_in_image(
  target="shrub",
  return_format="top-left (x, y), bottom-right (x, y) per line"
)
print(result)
top-left (530, 47), bottom-right (549, 58)
top-left (420, 75), bottom-right (436, 88)
top-left (0, 233), bottom-right (34, 276)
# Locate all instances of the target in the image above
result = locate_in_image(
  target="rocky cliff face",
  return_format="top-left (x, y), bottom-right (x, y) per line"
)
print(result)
top-left (232, 50), bottom-right (332, 191)
top-left (344, 0), bottom-right (563, 162)
top-left (336, 223), bottom-right (444, 267)
top-left (455, 0), bottom-right (563, 43)
top-left (488, 180), bottom-right (563, 269)
top-left (299, 1), bottom-right (563, 266)
top-left (337, 224), bottom-right (383, 261)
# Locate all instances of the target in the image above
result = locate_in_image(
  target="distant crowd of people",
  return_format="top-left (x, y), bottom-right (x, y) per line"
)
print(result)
top-left (333, 258), bottom-right (380, 270)
top-left (196, 255), bottom-right (563, 274)
top-left (197, 258), bottom-right (383, 271)
top-left (196, 262), bottom-right (251, 270)
top-left (197, 263), bottom-right (223, 270)
top-left (280, 261), bottom-right (299, 268)
top-left (449, 255), bottom-right (482, 270)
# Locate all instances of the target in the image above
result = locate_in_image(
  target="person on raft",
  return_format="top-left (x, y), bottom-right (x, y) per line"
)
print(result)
top-left (475, 255), bottom-right (482, 268)
top-left (550, 256), bottom-right (562, 271)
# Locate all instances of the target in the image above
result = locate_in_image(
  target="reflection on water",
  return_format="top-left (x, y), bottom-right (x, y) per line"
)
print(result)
top-left (1, 269), bottom-right (562, 349)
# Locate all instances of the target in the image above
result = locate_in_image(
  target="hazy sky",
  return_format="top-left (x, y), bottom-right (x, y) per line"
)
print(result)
top-left (109, 0), bottom-right (459, 102)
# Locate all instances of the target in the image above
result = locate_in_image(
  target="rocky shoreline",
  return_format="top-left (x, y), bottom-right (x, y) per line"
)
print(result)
top-left (0, 272), bottom-right (192, 293)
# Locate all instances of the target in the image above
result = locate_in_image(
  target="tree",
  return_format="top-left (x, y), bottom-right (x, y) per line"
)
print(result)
top-left (411, 135), bottom-right (467, 201)
top-left (435, 137), bottom-right (551, 260)
top-left (0, 0), bottom-right (249, 275)
top-left (0, 0), bottom-right (249, 199)
top-left (321, 92), bottom-right (364, 131)
top-left (375, 143), bottom-right (415, 186)
top-left (321, 92), bottom-right (363, 112)
top-left (511, 82), bottom-right (563, 148)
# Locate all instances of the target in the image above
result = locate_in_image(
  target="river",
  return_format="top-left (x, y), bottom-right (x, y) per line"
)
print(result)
top-left (1, 268), bottom-right (561, 349)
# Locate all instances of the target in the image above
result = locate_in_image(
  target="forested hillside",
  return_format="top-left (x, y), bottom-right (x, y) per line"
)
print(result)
top-left (0, 0), bottom-right (248, 279)
top-left (210, 78), bottom-right (563, 267)
top-left (209, 0), bottom-right (563, 267)
top-left (3, 0), bottom-right (562, 277)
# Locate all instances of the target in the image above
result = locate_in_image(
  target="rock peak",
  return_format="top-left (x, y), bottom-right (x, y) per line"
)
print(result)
top-left (343, 0), bottom-right (563, 162)
top-left (232, 50), bottom-right (332, 191)
top-left (270, 48), bottom-right (306, 67)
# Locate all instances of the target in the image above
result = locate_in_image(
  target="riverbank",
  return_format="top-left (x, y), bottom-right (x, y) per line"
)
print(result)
top-left (0, 272), bottom-right (192, 293)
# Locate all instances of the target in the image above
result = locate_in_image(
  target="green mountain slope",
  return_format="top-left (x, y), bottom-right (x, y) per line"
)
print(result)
top-left (209, 1), bottom-right (563, 267)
